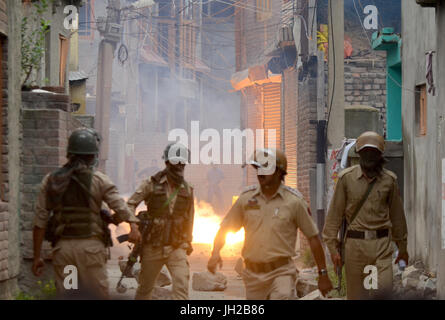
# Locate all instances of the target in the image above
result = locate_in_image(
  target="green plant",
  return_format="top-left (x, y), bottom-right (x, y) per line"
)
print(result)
top-left (15, 291), bottom-right (36, 300)
top-left (21, 0), bottom-right (51, 87)
top-left (326, 266), bottom-right (346, 298)
top-left (15, 279), bottom-right (57, 300)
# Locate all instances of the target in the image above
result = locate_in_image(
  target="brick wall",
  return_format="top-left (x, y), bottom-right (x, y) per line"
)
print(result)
top-left (297, 77), bottom-right (317, 203)
top-left (0, 202), bottom-right (8, 281)
top-left (19, 92), bottom-right (85, 292)
top-left (344, 58), bottom-right (387, 135)
top-left (0, 0), bottom-right (9, 291)
top-left (296, 76), bottom-right (318, 251)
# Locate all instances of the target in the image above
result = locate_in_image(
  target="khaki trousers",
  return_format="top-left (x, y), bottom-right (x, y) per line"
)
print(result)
top-left (52, 238), bottom-right (109, 299)
top-left (241, 262), bottom-right (296, 300)
top-left (135, 245), bottom-right (189, 300)
top-left (344, 236), bottom-right (393, 300)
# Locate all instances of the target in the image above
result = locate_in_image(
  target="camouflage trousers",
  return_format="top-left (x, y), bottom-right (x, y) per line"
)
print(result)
top-left (135, 244), bottom-right (190, 300)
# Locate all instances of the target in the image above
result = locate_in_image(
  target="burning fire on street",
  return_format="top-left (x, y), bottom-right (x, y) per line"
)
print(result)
top-left (192, 201), bottom-right (244, 246)
top-left (109, 199), bottom-right (245, 259)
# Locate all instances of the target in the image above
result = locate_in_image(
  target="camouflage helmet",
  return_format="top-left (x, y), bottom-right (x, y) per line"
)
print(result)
top-left (162, 142), bottom-right (190, 165)
top-left (356, 131), bottom-right (385, 154)
top-left (246, 148), bottom-right (287, 175)
top-left (67, 128), bottom-right (100, 155)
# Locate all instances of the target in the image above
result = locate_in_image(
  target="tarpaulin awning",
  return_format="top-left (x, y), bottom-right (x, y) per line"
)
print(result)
top-left (231, 68), bottom-right (282, 91)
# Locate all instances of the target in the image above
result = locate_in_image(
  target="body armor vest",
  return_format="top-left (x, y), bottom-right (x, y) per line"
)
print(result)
top-left (145, 171), bottom-right (193, 248)
top-left (51, 169), bottom-right (104, 241)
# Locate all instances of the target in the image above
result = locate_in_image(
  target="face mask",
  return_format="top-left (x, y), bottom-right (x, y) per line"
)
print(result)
top-left (166, 163), bottom-right (185, 185)
top-left (359, 151), bottom-right (383, 178)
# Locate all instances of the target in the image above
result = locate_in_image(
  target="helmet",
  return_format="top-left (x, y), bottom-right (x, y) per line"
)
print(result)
top-left (356, 131), bottom-right (385, 153)
top-left (247, 148), bottom-right (287, 175)
top-left (67, 128), bottom-right (100, 155)
top-left (162, 143), bottom-right (190, 164)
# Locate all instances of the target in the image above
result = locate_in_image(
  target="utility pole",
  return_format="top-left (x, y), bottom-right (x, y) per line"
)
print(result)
top-left (95, 0), bottom-right (122, 172)
top-left (310, 0), bottom-right (327, 233)
top-left (325, 0), bottom-right (345, 212)
top-left (327, 0), bottom-right (345, 150)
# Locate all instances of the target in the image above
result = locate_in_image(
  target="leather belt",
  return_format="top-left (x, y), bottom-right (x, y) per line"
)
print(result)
top-left (244, 257), bottom-right (291, 274)
top-left (347, 229), bottom-right (389, 240)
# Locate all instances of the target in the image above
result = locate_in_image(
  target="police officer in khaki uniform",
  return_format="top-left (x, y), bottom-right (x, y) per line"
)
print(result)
top-left (32, 128), bottom-right (141, 299)
top-left (127, 143), bottom-right (195, 300)
top-left (207, 149), bottom-right (333, 300)
top-left (323, 131), bottom-right (408, 300)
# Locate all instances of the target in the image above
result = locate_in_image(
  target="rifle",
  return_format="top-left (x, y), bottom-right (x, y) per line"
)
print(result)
top-left (116, 211), bottom-right (152, 294)
top-left (336, 179), bottom-right (377, 293)
top-left (336, 218), bottom-right (347, 292)
top-left (115, 185), bottom-right (181, 293)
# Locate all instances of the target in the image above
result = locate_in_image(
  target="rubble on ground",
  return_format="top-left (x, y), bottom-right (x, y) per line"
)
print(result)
top-left (192, 271), bottom-right (227, 291)
top-left (393, 261), bottom-right (437, 300)
top-left (296, 269), bottom-right (319, 298)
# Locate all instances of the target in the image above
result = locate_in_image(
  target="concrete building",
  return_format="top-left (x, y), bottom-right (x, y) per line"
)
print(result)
top-left (21, 0), bottom-right (81, 92)
top-left (401, 0), bottom-right (445, 299)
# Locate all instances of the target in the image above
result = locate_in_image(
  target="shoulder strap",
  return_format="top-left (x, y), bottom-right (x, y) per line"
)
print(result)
top-left (348, 179), bottom-right (377, 226)
top-left (164, 185), bottom-right (181, 211)
top-left (71, 175), bottom-right (96, 201)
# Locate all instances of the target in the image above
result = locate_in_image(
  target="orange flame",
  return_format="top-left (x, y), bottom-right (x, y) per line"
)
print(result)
top-left (192, 200), bottom-right (244, 245)
top-left (117, 197), bottom-right (245, 247)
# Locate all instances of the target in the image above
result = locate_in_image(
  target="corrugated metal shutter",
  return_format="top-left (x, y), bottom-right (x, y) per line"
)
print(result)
top-left (281, 0), bottom-right (294, 27)
top-left (263, 83), bottom-right (281, 150)
top-left (245, 87), bottom-right (263, 186)
top-left (283, 69), bottom-right (298, 189)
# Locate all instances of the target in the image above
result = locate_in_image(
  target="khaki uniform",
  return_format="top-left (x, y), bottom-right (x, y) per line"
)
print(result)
top-left (323, 165), bottom-right (408, 300)
top-left (127, 174), bottom-right (194, 300)
top-left (220, 184), bottom-right (319, 300)
top-left (34, 171), bottom-right (138, 299)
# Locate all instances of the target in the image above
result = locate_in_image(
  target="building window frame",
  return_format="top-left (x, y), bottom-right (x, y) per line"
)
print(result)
top-left (59, 35), bottom-right (69, 87)
top-left (415, 84), bottom-right (427, 137)
top-left (256, 0), bottom-right (272, 21)
top-left (79, 0), bottom-right (95, 41)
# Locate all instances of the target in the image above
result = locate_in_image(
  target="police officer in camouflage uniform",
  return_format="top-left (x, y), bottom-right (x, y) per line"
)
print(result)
top-left (208, 149), bottom-right (333, 300)
top-left (32, 128), bottom-right (141, 299)
top-left (127, 143), bottom-right (195, 300)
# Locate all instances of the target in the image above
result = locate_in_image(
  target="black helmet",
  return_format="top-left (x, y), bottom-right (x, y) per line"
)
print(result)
top-left (162, 142), bottom-right (190, 164)
top-left (67, 128), bottom-right (100, 155)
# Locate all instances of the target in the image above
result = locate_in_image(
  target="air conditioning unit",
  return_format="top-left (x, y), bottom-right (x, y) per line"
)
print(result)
top-left (416, 0), bottom-right (439, 7)
top-left (105, 23), bottom-right (122, 43)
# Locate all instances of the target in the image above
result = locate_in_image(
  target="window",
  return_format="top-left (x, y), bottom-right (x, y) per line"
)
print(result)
top-left (256, 0), bottom-right (272, 21)
top-left (183, 0), bottom-right (194, 20)
top-left (59, 35), bottom-right (69, 87)
top-left (79, 0), bottom-right (95, 40)
top-left (157, 23), bottom-right (169, 59)
top-left (180, 23), bottom-right (195, 77)
top-left (415, 84), bottom-right (427, 137)
top-left (158, 0), bottom-right (172, 17)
